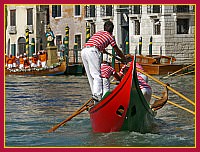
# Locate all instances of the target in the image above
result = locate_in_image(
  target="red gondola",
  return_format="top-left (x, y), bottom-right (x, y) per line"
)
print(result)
top-left (89, 57), bottom-right (156, 133)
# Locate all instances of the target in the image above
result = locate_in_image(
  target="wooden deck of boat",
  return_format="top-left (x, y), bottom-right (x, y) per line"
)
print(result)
top-left (140, 64), bottom-right (183, 75)
top-left (114, 62), bottom-right (183, 75)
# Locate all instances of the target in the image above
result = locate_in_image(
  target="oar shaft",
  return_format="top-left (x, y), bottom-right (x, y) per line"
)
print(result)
top-left (105, 51), bottom-right (123, 62)
top-left (137, 68), bottom-right (195, 106)
top-left (173, 70), bottom-right (195, 78)
top-left (77, 98), bottom-right (93, 112)
top-left (163, 63), bottom-right (195, 78)
top-left (152, 94), bottom-right (195, 115)
top-left (48, 103), bottom-right (93, 133)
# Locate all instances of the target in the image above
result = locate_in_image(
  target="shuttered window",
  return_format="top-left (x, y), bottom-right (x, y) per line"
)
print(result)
top-left (10, 10), bottom-right (16, 26)
top-left (27, 8), bottom-right (33, 25)
top-left (177, 19), bottom-right (189, 34)
top-left (135, 20), bottom-right (140, 35)
top-left (90, 5), bottom-right (95, 17)
top-left (154, 19), bottom-right (161, 35)
top-left (52, 5), bottom-right (61, 17)
top-left (75, 35), bottom-right (81, 50)
top-left (75, 5), bottom-right (80, 16)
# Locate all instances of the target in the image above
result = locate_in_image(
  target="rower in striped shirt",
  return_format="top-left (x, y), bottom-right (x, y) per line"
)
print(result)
top-left (119, 58), bottom-right (152, 103)
top-left (101, 60), bottom-right (121, 97)
top-left (81, 21), bottom-right (126, 102)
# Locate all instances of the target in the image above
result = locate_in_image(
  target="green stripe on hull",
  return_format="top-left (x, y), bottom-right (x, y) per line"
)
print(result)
top-left (121, 57), bottom-right (156, 133)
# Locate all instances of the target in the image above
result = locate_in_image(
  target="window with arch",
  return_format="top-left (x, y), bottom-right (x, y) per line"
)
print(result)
top-left (18, 37), bottom-right (26, 55)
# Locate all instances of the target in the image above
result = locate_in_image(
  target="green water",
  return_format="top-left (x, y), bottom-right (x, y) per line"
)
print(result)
top-left (5, 75), bottom-right (195, 147)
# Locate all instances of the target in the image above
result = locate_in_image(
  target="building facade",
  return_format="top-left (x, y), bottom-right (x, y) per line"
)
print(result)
top-left (83, 5), bottom-right (195, 64)
top-left (5, 5), bottom-right (50, 57)
top-left (5, 4), bottom-right (195, 64)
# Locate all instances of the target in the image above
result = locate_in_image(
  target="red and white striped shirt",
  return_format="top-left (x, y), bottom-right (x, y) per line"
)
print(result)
top-left (85, 31), bottom-right (116, 52)
top-left (119, 62), bottom-right (151, 90)
top-left (137, 74), bottom-right (151, 90)
top-left (119, 62), bottom-right (144, 76)
top-left (101, 63), bottom-right (116, 79)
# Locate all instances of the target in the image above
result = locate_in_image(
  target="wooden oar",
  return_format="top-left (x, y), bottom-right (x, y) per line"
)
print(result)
top-left (152, 94), bottom-right (195, 115)
top-left (110, 81), bottom-right (120, 85)
top-left (48, 98), bottom-right (93, 133)
top-left (173, 70), bottom-right (195, 78)
top-left (111, 80), bottom-right (195, 115)
top-left (105, 51), bottom-right (124, 62)
top-left (162, 63), bottom-right (195, 79)
top-left (136, 68), bottom-right (195, 106)
top-left (76, 98), bottom-right (93, 112)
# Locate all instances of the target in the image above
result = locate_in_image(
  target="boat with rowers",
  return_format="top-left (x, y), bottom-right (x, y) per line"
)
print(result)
top-left (89, 55), bottom-right (159, 133)
top-left (5, 61), bottom-right (66, 76)
top-left (47, 54), bottom-right (169, 133)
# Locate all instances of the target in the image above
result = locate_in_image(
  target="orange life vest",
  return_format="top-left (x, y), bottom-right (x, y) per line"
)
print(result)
top-left (31, 57), bottom-right (38, 64)
top-left (40, 53), bottom-right (47, 62)
top-left (12, 56), bottom-right (16, 63)
top-left (7, 57), bottom-right (13, 64)
top-left (19, 57), bottom-right (24, 64)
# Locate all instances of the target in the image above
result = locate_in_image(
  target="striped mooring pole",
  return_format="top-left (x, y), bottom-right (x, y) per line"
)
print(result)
top-left (40, 39), bottom-right (43, 50)
top-left (86, 24), bottom-right (90, 42)
top-left (63, 24), bottom-right (69, 57)
top-left (74, 37), bottom-right (78, 63)
top-left (112, 47), bottom-right (115, 68)
top-left (160, 46), bottom-right (162, 56)
top-left (111, 36), bottom-right (116, 68)
top-left (139, 37), bottom-right (142, 55)
top-left (25, 28), bottom-right (29, 56)
top-left (125, 35), bottom-right (129, 54)
top-left (30, 38), bottom-right (35, 57)
top-left (149, 36), bottom-right (153, 56)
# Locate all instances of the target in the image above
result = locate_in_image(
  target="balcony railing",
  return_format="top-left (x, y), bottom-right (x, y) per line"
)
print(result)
top-left (130, 5), bottom-right (142, 14)
top-left (84, 5), bottom-right (96, 18)
top-left (147, 5), bottom-right (162, 14)
top-left (173, 5), bottom-right (195, 13)
top-left (100, 5), bottom-right (113, 17)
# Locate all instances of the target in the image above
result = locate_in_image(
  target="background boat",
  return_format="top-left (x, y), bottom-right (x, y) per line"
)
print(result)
top-left (115, 54), bottom-right (184, 75)
top-left (5, 61), bottom-right (66, 76)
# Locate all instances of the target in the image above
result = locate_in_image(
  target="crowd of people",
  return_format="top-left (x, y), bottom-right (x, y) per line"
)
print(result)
top-left (5, 50), bottom-right (47, 70)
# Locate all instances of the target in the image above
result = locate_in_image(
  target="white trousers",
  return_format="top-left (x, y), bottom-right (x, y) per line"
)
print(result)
top-left (141, 88), bottom-right (152, 102)
top-left (41, 61), bottom-right (46, 68)
top-left (102, 78), bottom-right (110, 97)
top-left (31, 63), bottom-right (37, 68)
top-left (19, 64), bottom-right (24, 69)
top-left (37, 60), bottom-right (41, 67)
top-left (7, 64), bottom-right (13, 69)
top-left (81, 47), bottom-right (103, 100)
top-left (13, 63), bottom-right (16, 68)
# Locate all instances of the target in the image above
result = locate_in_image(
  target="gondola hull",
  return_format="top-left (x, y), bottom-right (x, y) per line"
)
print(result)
top-left (89, 59), bottom-right (156, 133)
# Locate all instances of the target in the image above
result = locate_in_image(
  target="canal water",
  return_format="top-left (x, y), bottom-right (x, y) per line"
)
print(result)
top-left (5, 74), bottom-right (195, 147)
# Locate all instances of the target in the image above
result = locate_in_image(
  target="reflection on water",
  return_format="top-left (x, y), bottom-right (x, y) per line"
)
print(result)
top-left (5, 74), bottom-right (195, 147)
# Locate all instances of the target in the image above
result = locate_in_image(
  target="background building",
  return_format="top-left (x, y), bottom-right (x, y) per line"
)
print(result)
top-left (5, 4), bottom-right (195, 64)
